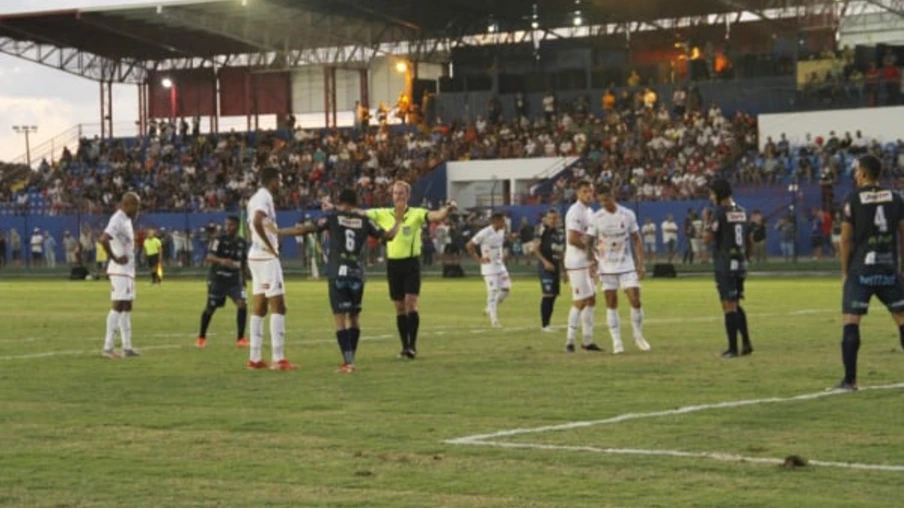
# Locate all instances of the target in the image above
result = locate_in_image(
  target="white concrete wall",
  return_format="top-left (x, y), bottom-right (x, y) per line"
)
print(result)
top-left (758, 106), bottom-right (904, 151)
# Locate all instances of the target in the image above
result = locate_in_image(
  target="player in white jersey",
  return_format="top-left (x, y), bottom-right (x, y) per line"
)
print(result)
top-left (467, 213), bottom-right (511, 328)
top-left (99, 192), bottom-right (141, 359)
top-left (586, 184), bottom-right (651, 354)
top-left (245, 167), bottom-right (298, 371)
top-left (563, 180), bottom-right (603, 353)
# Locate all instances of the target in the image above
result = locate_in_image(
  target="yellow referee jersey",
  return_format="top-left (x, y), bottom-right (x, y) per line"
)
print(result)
top-left (144, 237), bottom-right (162, 257)
top-left (366, 207), bottom-right (428, 259)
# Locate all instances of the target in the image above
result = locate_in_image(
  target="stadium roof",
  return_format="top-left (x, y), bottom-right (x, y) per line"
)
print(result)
top-left (0, 0), bottom-right (898, 84)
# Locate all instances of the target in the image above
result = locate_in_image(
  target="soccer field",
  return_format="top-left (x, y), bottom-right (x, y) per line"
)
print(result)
top-left (1, 276), bottom-right (902, 507)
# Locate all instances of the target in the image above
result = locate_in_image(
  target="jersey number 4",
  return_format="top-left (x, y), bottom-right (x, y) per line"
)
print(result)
top-left (875, 206), bottom-right (888, 233)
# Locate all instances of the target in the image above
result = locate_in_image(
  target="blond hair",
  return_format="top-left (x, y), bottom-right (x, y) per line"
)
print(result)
top-left (393, 181), bottom-right (411, 194)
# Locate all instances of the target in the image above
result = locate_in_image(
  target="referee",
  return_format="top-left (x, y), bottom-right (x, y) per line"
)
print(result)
top-left (366, 181), bottom-right (456, 359)
top-left (144, 229), bottom-right (163, 285)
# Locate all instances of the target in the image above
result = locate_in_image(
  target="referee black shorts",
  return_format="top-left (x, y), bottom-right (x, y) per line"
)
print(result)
top-left (386, 257), bottom-right (421, 301)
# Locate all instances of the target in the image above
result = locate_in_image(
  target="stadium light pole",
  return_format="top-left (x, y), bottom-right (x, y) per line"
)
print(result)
top-left (162, 77), bottom-right (176, 120)
top-left (12, 125), bottom-right (38, 167)
top-left (788, 179), bottom-right (799, 264)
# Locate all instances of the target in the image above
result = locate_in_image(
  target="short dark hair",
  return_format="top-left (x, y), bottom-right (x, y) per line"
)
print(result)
top-left (260, 167), bottom-right (280, 185)
top-left (575, 179), bottom-right (592, 191)
top-left (226, 215), bottom-right (240, 224)
top-left (710, 179), bottom-right (733, 202)
top-left (338, 189), bottom-right (358, 206)
top-left (858, 155), bottom-right (882, 181)
top-left (597, 183), bottom-right (613, 196)
top-left (491, 212), bottom-right (505, 221)
top-left (546, 208), bottom-right (559, 215)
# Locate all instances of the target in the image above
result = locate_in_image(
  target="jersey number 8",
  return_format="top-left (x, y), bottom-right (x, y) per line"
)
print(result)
top-left (734, 224), bottom-right (744, 247)
top-left (345, 229), bottom-right (356, 251)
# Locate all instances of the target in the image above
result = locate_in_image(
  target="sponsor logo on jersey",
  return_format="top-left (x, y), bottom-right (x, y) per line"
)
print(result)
top-left (338, 216), bottom-right (363, 228)
top-left (859, 190), bottom-right (893, 204)
top-left (726, 211), bottom-right (747, 223)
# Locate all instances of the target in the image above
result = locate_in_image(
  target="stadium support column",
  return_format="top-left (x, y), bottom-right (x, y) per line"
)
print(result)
top-left (331, 67), bottom-right (338, 128)
top-left (245, 71), bottom-right (252, 132)
top-left (100, 81), bottom-right (105, 140)
top-left (359, 68), bottom-right (369, 112)
top-left (107, 80), bottom-right (113, 138)
top-left (323, 66), bottom-right (337, 128)
top-left (137, 82), bottom-right (146, 137)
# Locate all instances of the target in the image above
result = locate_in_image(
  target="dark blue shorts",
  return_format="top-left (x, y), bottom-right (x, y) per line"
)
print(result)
top-left (207, 280), bottom-right (246, 307)
top-left (539, 268), bottom-right (561, 296)
top-left (842, 273), bottom-right (904, 315)
top-left (715, 271), bottom-right (745, 302)
top-left (329, 277), bottom-right (364, 315)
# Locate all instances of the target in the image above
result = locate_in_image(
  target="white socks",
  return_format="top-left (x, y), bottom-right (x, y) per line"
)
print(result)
top-left (607, 308), bottom-right (622, 348)
top-left (486, 290), bottom-right (498, 322)
top-left (566, 307), bottom-right (581, 345)
top-left (104, 310), bottom-right (120, 350)
top-left (119, 311), bottom-right (133, 350)
top-left (250, 315), bottom-right (264, 362)
top-left (270, 313), bottom-right (286, 363)
top-left (580, 306), bottom-right (595, 345)
top-left (631, 307), bottom-right (644, 340)
top-left (496, 290), bottom-right (509, 306)
top-left (311, 257), bottom-right (319, 278)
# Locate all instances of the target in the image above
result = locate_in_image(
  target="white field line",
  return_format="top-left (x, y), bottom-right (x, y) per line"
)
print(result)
top-left (445, 383), bottom-right (904, 472)
top-left (453, 441), bottom-right (904, 473)
top-left (0, 308), bottom-right (833, 346)
top-left (446, 382), bottom-right (904, 444)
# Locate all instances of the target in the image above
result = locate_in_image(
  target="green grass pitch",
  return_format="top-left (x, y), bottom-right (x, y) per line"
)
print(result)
top-left (1, 276), bottom-right (902, 507)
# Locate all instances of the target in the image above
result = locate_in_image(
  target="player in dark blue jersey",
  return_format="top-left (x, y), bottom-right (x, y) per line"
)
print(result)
top-left (300, 189), bottom-right (401, 372)
top-left (532, 209), bottom-right (566, 331)
top-left (197, 216), bottom-right (250, 348)
top-left (837, 155), bottom-right (904, 391)
top-left (703, 179), bottom-right (754, 358)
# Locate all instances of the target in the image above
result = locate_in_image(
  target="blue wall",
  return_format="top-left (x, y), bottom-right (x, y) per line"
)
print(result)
top-left (0, 183), bottom-right (840, 263)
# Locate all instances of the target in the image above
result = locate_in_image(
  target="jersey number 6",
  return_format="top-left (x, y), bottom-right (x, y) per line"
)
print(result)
top-left (345, 229), bottom-right (356, 251)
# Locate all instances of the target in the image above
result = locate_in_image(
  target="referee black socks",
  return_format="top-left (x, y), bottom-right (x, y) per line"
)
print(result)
top-left (396, 315), bottom-right (409, 350)
top-left (737, 306), bottom-right (751, 349)
top-left (349, 327), bottom-right (361, 353)
top-left (724, 311), bottom-right (740, 353)
top-left (541, 297), bottom-right (556, 327)
top-left (407, 312), bottom-right (420, 351)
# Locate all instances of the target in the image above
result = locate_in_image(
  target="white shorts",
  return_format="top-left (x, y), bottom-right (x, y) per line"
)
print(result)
top-left (484, 272), bottom-right (512, 292)
top-left (567, 268), bottom-right (596, 301)
top-left (600, 271), bottom-right (641, 292)
top-left (249, 259), bottom-right (285, 298)
top-left (522, 242), bottom-right (535, 256)
top-left (110, 275), bottom-right (136, 301)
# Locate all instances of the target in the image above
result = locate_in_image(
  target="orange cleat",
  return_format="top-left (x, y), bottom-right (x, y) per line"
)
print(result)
top-left (102, 349), bottom-right (121, 359)
top-left (246, 360), bottom-right (268, 370)
top-left (196, 337), bottom-right (207, 348)
top-left (269, 359), bottom-right (298, 371)
top-left (337, 364), bottom-right (356, 374)
top-left (235, 338), bottom-right (249, 348)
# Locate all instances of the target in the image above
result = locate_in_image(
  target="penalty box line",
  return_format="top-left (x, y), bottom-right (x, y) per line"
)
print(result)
top-left (446, 383), bottom-right (904, 473)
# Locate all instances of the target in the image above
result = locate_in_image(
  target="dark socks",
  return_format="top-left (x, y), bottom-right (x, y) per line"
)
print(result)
top-left (396, 314), bottom-right (409, 350)
top-left (349, 327), bottom-right (361, 354)
top-left (236, 307), bottom-right (247, 340)
top-left (407, 312), bottom-right (420, 351)
top-left (541, 297), bottom-right (555, 327)
top-left (336, 329), bottom-right (353, 365)
top-left (737, 306), bottom-right (751, 348)
top-left (842, 324), bottom-right (861, 384)
top-left (724, 311), bottom-right (740, 353)
top-left (199, 309), bottom-right (214, 338)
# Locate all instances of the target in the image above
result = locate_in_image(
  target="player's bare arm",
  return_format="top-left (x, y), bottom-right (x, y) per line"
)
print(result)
top-left (100, 232), bottom-right (127, 265)
top-left (631, 231), bottom-right (646, 279)
top-left (252, 210), bottom-right (279, 257)
top-left (840, 221), bottom-right (853, 280)
top-left (745, 231), bottom-right (754, 261)
top-left (382, 211), bottom-right (404, 241)
top-left (427, 200), bottom-right (457, 222)
top-left (567, 228), bottom-right (588, 252)
top-left (206, 253), bottom-right (238, 270)
top-left (466, 241), bottom-right (490, 264)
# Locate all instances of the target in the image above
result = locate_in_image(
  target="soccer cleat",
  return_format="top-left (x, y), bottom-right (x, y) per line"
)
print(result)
top-left (829, 380), bottom-right (858, 392)
top-left (565, 344), bottom-right (576, 353)
top-left (541, 326), bottom-right (555, 333)
top-left (246, 360), bottom-right (269, 370)
top-left (269, 359), bottom-right (298, 371)
top-left (405, 349), bottom-right (417, 360)
top-left (337, 363), bottom-right (356, 374)
top-left (235, 338), bottom-right (249, 348)
top-left (635, 337), bottom-right (652, 352)
top-left (491, 321), bottom-right (502, 329)
top-left (612, 342), bottom-right (625, 355)
top-left (196, 337), bottom-right (207, 349)
top-left (741, 344), bottom-right (753, 356)
top-left (721, 349), bottom-right (739, 359)
top-left (581, 343), bottom-right (604, 352)
top-left (123, 349), bottom-right (140, 357)
top-left (102, 349), bottom-right (121, 359)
